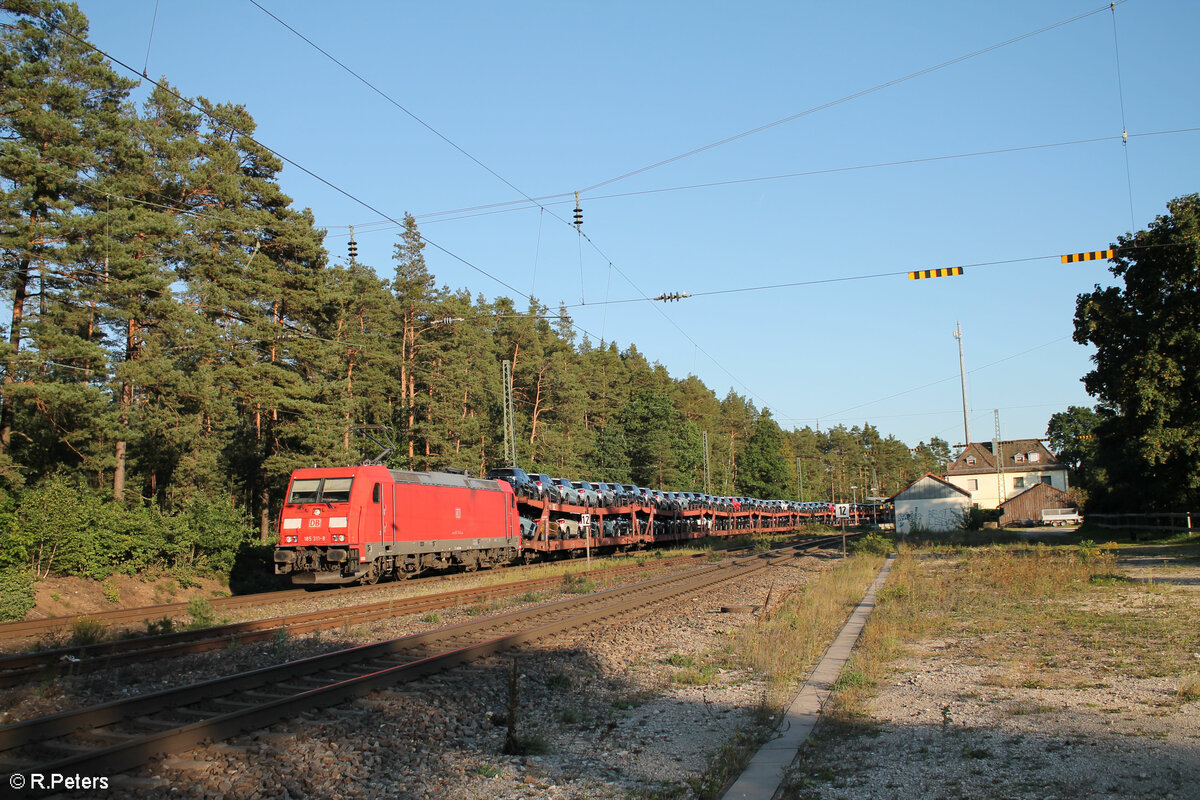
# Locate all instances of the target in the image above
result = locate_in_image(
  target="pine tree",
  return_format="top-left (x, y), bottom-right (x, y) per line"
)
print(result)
top-left (391, 214), bottom-right (437, 467)
top-left (0, 0), bottom-right (136, 480)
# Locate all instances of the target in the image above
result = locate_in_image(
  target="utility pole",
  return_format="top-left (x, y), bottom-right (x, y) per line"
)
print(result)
top-left (954, 321), bottom-right (971, 446)
top-left (724, 432), bottom-right (735, 495)
top-left (796, 457), bottom-right (803, 502)
top-left (502, 360), bottom-right (517, 468)
top-left (702, 431), bottom-right (712, 495)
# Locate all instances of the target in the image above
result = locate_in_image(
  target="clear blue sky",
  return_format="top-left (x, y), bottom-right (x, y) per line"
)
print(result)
top-left (70, 0), bottom-right (1200, 447)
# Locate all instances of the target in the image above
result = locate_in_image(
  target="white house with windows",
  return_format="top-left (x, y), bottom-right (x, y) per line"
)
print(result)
top-left (944, 439), bottom-right (1068, 510)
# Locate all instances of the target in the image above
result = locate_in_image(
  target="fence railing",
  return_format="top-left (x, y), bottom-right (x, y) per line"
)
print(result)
top-left (1087, 512), bottom-right (1196, 533)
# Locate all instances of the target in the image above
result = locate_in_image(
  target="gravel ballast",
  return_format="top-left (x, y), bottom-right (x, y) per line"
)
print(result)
top-left (24, 550), bottom-right (844, 799)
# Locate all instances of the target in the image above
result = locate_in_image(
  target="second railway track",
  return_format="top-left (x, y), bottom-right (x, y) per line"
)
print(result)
top-left (0, 552), bottom-right (711, 687)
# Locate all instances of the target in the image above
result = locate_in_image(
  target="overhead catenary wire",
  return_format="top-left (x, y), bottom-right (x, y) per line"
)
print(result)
top-left (232, 1), bottom-right (1166, 434)
top-left (557, 238), bottom-right (1185, 309)
top-left (8, 3), bottom-right (1150, 437)
top-left (246, 0), bottom-right (553, 219)
top-left (140, 0), bottom-right (159, 77)
top-left (328, 126), bottom-right (1200, 235)
top-left (10, 6), bottom-right (625, 347)
top-left (241, 0), bottom-right (789, 417)
top-left (578, 1), bottom-right (1128, 194)
top-left (249, 1), bottom-right (1126, 233)
top-left (1109, 1), bottom-right (1137, 232)
top-left (11, 1), bottom-right (792, 432)
top-left (577, 229), bottom-right (785, 415)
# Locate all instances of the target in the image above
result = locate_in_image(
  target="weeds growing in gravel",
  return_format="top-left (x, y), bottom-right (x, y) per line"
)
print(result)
top-left (185, 596), bottom-right (217, 630)
top-left (502, 732), bottom-right (548, 756)
top-left (827, 545), bottom-right (1199, 719)
top-left (850, 533), bottom-right (894, 556)
top-left (465, 600), bottom-right (501, 616)
top-left (1179, 674), bottom-right (1200, 701)
top-left (556, 707), bottom-right (584, 724)
top-left (562, 574), bottom-right (596, 594)
top-left (471, 763), bottom-right (503, 778)
top-left (545, 672), bottom-right (572, 689)
top-left (724, 555), bottom-right (885, 706)
top-left (672, 663), bottom-right (717, 686)
top-left (686, 725), bottom-right (773, 799)
top-left (69, 617), bottom-right (107, 646)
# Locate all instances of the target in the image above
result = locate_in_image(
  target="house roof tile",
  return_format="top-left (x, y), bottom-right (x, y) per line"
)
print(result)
top-left (946, 439), bottom-right (1063, 476)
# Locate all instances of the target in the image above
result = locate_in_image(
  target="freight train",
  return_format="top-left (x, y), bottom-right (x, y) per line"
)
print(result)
top-left (272, 464), bottom-right (852, 585)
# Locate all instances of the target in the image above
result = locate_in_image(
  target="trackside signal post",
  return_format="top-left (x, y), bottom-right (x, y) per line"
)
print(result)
top-left (836, 503), bottom-right (850, 557)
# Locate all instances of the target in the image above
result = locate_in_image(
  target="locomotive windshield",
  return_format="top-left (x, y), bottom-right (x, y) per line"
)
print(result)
top-left (287, 476), bottom-right (354, 505)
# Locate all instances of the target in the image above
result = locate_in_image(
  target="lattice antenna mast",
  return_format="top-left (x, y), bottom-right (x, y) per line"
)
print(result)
top-left (502, 360), bottom-right (518, 468)
top-left (993, 409), bottom-right (1005, 504)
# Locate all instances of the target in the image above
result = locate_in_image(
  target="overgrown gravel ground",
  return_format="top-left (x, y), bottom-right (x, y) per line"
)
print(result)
top-left (782, 550), bottom-right (1200, 800)
top-left (19, 549), bottom-right (844, 799)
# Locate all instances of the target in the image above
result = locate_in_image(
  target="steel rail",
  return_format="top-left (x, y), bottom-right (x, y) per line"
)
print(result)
top-left (1, 538), bottom-right (840, 789)
top-left (0, 550), bottom-right (722, 644)
top-left (0, 553), bottom-right (710, 686)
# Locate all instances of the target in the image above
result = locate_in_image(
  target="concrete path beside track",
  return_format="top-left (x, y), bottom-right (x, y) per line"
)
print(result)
top-left (721, 555), bottom-right (896, 800)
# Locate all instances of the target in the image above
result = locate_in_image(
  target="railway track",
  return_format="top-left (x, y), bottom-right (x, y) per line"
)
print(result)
top-left (0, 553), bottom-right (710, 687)
top-left (0, 547), bottom-right (745, 646)
top-left (0, 537), bottom-right (843, 792)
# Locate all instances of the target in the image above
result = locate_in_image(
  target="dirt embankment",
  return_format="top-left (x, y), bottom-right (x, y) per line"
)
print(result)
top-left (26, 573), bottom-right (231, 622)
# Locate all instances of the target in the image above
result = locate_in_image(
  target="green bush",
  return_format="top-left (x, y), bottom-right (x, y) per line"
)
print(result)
top-left (164, 493), bottom-right (253, 574)
top-left (850, 532), bottom-right (894, 556)
top-left (185, 596), bottom-right (217, 629)
top-left (10, 474), bottom-right (113, 578)
top-left (1, 475), bottom-right (255, 582)
top-left (0, 567), bottom-right (36, 621)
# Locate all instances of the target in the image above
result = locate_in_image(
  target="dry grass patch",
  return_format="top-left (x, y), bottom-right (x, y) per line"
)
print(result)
top-left (824, 545), bottom-right (1198, 718)
top-left (722, 555), bottom-right (886, 707)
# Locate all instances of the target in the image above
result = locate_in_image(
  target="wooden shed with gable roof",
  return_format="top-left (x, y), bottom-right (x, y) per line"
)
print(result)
top-left (998, 482), bottom-right (1078, 527)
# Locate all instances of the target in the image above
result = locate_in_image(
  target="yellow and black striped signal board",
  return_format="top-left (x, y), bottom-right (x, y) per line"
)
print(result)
top-left (908, 266), bottom-right (963, 280)
top-left (1061, 249), bottom-right (1114, 263)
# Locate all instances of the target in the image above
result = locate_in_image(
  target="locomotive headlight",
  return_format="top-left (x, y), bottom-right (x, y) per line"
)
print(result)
top-left (329, 517), bottom-right (348, 529)
top-left (282, 518), bottom-right (301, 530)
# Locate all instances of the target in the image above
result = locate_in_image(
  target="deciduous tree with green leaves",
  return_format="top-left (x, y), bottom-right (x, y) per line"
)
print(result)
top-left (1073, 194), bottom-right (1200, 511)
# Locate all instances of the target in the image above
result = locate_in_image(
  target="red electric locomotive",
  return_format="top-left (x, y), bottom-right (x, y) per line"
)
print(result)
top-left (273, 465), bottom-right (521, 585)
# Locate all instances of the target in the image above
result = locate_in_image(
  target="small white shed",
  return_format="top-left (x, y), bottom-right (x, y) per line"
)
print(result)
top-left (892, 473), bottom-right (971, 534)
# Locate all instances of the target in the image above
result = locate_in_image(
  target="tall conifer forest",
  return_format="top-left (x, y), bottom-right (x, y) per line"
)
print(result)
top-left (0, 1), bottom-right (947, 591)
